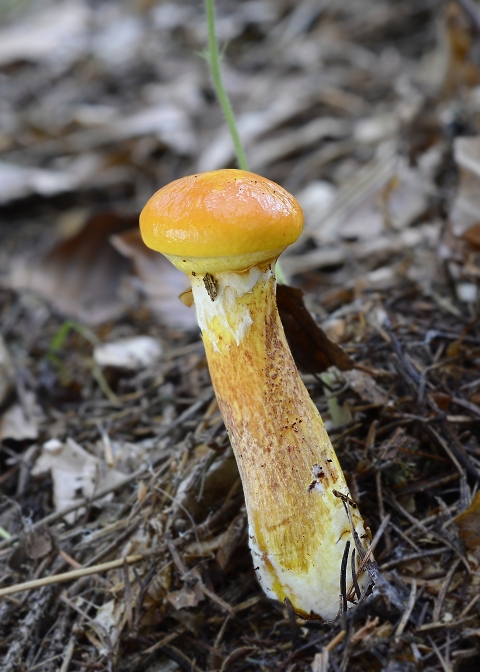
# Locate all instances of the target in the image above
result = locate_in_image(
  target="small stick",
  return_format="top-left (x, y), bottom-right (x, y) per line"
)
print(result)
top-left (427, 426), bottom-right (464, 475)
top-left (340, 541), bottom-right (350, 614)
top-left (196, 572), bottom-right (235, 618)
top-left (284, 597), bottom-right (299, 649)
top-left (387, 493), bottom-right (470, 573)
top-left (0, 553), bottom-right (145, 598)
top-left (350, 549), bottom-right (361, 601)
top-left (58, 635), bottom-right (76, 672)
top-left (459, 592), bottom-right (480, 619)
top-left (432, 558), bottom-right (461, 623)
top-left (394, 579), bottom-right (417, 639)
top-left (123, 558), bottom-right (134, 631)
top-left (428, 635), bottom-right (451, 672)
top-left (375, 471), bottom-right (392, 552)
top-left (326, 629), bottom-right (346, 652)
top-left (141, 629), bottom-right (185, 657)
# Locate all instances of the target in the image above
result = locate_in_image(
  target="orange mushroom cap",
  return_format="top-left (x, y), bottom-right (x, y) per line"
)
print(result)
top-left (139, 169), bottom-right (304, 273)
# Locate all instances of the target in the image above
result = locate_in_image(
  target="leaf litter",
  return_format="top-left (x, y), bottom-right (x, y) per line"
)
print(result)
top-left (1, 0), bottom-right (480, 671)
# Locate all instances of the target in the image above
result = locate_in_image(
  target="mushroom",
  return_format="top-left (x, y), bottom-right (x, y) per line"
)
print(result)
top-left (140, 169), bottom-right (372, 620)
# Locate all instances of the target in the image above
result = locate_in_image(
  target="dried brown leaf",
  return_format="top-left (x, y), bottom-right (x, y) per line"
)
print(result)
top-left (216, 512), bottom-right (247, 570)
top-left (111, 229), bottom-right (198, 330)
top-left (8, 525), bottom-right (55, 574)
top-left (342, 369), bottom-right (388, 406)
top-left (462, 222), bottom-right (480, 248)
top-left (455, 492), bottom-right (480, 557)
top-left (277, 284), bottom-right (354, 374)
top-left (441, 2), bottom-right (480, 95)
top-left (31, 437), bottom-right (125, 523)
top-left (0, 336), bottom-right (15, 408)
top-left (0, 161), bottom-right (78, 205)
top-left (451, 137), bottom-right (480, 236)
top-left (93, 599), bottom-right (125, 651)
top-left (93, 336), bottom-right (163, 370)
top-left (0, 392), bottom-right (41, 442)
top-left (166, 583), bottom-right (204, 610)
top-left (350, 616), bottom-right (380, 645)
top-left (402, 106), bottom-right (442, 165)
top-left (11, 212), bottom-right (136, 325)
top-left (377, 428), bottom-right (416, 462)
top-left (0, 2), bottom-right (89, 67)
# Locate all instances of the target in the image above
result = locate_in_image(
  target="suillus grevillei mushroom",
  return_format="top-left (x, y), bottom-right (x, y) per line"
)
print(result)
top-left (140, 169), bottom-right (372, 620)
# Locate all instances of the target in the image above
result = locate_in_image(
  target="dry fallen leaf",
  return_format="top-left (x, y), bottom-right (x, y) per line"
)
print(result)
top-left (304, 145), bottom-right (397, 245)
top-left (93, 599), bottom-right (125, 651)
top-left (251, 117), bottom-right (348, 171)
top-left (350, 616), bottom-right (381, 646)
top-left (296, 180), bottom-right (337, 240)
top-left (440, 2), bottom-right (480, 96)
top-left (64, 105), bottom-right (197, 157)
top-left (94, 336), bottom-right (163, 370)
top-left (197, 91), bottom-right (322, 172)
top-left (454, 492), bottom-right (480, 559)
top-left (216, 512), bottom-right (247, 570)
top-left (276, 284), bottom-right (354, 374)
top-left (0, 161), bottom-right (80, 205)
top-left (175, 447), bottom-right (239, 524)
top-left (0, 392), bottom-right (41, 442)
top-left (0, 335), bottom-right (15, 407)
top-left (11, 212), bottom-right (136, 325)
top-left (311, 650), bottom-right (329, 672)
top-left (342, 369), bottom-right (388, 406)
top-left (111, 229), bottom-right (199, 330)
top-left (418, 1), bottom-right (480, 96)
top-left (0, 1), bottom-right (90, 67)
top-left (462, 222), bottom-right (480, 249)
top-left (166, 583), bottom-right (205, 610)
top-left (450, 136), bottom-right (480, 237)
top-left (441, 139), bottom-right (480, 302)
top-left (8, 525), bottom-right (55, 574)
top-left (377, 427), bottom-right (416, 462)
top-left (31, 438), bottom-right (126, 523)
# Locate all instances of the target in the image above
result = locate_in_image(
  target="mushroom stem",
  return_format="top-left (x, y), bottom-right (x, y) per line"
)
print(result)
top-left (139, 168), bottom-right (373, 620)
top-left (190, 264), bottom-right (371, 621)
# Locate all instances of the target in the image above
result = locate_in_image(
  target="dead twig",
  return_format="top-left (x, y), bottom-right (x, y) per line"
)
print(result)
top-left (394, 579), bottom-right (417, 639)
top-left (0, 553), bottom-right (145, 598)
top-left (432, 558), bottom-right (461, 623)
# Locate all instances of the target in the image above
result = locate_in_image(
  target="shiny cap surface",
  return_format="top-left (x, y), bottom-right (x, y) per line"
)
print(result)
top-left (139, 169), bottom-right (304, 269)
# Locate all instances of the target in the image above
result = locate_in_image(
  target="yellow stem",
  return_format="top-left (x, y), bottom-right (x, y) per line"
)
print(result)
top-left (190, 266), bottom-right (370, 620)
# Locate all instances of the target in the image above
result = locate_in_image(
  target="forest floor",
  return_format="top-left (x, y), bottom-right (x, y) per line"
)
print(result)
top-left (1, 1), bottom-right (480, 670)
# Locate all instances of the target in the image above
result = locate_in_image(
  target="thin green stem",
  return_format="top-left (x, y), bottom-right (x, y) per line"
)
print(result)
top-left (48, 319), bottom-right (119, 404)
top-left (204, 0), bottom-right (287, 284)
top-left (206, 0), bottom-right (249, 171)
top-left (0, 527), bottom-right (12, 540)
top-left (274, 262), bottom-right (287, 284)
